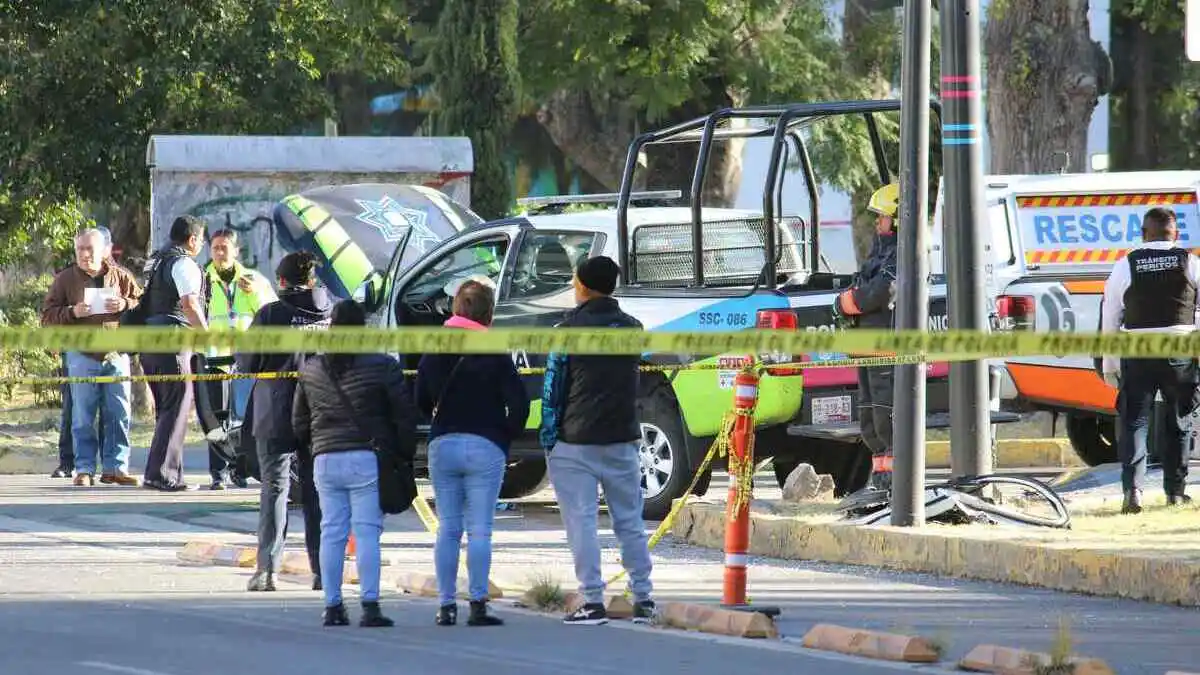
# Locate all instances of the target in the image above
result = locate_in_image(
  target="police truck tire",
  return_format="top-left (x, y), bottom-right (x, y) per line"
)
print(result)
top-left (637, 384), bottom-right (690, 521)
top-left (498, 459), bottom-right (549, 499)
top-left (1065, 413), bottom-right (1118, 467)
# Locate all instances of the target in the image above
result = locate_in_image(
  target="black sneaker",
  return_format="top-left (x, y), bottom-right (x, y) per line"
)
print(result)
top-left (467, 600), bottom-right (504, 627)
top-left (323, 603), bottom-right (350, 627)
top-left (435, 603), bottom-right (457, 626)
top-left (563, 603), bottom-right (608, 626)
top-left (209, 478), bottom-right (226, 491)
top-left (632, 600), bottom-right (656, 625)
top-left (360, 601), bottom-right (394, 628)
top-left (1122, 489), bottom-right (1144, 515)
top-left (50, 466), bottom-right (73, 478)
top-left (1168, 493), bottom-right (1193, 507)
top-left (246, 571), bottom-right (276, 592)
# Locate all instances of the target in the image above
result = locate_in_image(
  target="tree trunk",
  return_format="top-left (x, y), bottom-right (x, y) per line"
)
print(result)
top-left (535, 90), bottom-right (643, 192)
top-left (536, 84), bottom-right (744, 206)
top-left (984, 0), bottom-right (1111, 174)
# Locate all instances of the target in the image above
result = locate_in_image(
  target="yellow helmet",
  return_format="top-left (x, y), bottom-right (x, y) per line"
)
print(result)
top-left (867, 182), bottom-right (900, 218)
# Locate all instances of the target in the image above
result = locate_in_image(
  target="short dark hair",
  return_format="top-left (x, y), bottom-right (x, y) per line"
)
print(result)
top-left (210, 228), bottom-right (238, 244)
top-left (169, 215), bottom-right (206, 245)
top-left (452, 279), bottom-right (495, 326)
top-left (331, 298), bottom-right (366, 327)
top-left (575, 255), bottom-right (620, 295)
top-left (1142, 207), bottom-right (1178, 241)
top-left (276, 251), bottom-right (318, 288)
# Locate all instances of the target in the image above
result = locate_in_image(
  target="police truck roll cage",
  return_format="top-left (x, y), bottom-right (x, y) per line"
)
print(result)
top-left (614, 98), bottom-right (942, 289)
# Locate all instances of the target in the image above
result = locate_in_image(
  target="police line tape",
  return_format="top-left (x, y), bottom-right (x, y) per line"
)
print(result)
top-left (0, 325), bottom-right (1192, 358)
top-left (1, 355), bottom-right (925, 386)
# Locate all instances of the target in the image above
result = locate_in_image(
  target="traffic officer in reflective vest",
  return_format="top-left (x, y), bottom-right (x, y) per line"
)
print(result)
top-left (833, 182), bottom-right (899, 494)
top-left (204, 228), bottom-right (276, 489)
top-left (1101, 206), bottom-right (1199, 514)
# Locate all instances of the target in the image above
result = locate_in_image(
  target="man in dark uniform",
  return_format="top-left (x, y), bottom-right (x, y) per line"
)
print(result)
top-left (1101, 206), bottom-right (1199, 514)
top-left (833, 182), bottom-right (899, 493)
top-left (141, 216), bottom-right (209, 492)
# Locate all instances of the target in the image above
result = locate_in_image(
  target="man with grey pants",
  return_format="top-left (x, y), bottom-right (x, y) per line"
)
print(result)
top-left (540, 256), bottom-right (655, 625)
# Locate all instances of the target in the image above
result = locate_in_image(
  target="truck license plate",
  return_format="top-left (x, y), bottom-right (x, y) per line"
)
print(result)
top-left (812, 395), bottom-right (852, 424)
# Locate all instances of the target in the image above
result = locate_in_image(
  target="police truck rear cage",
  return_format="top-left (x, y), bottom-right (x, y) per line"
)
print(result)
top-left (517, 190), bottom-right (684, 216)
top-left (615, 98), bottom-right (942, 289)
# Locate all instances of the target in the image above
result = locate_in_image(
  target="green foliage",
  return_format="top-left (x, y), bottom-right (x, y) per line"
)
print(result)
top-left (0, 0), bottom-right (409, 209)
top-left (0, 189), bottom-right (90, 270)
top-left (428, 0), bottom-right (520, 220)
top-left (0, 274), bottom-right (60, 405)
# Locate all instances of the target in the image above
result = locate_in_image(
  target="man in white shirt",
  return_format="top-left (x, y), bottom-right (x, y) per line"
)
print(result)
top-left (141, 215), bottom-right (210, 492)
top-left (1100, 206), bottom-right (1199, 513)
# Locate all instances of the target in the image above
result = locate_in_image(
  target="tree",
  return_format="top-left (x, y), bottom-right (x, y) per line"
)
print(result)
top-left (983, 1), bottom-right (1112, 173)
top-left (427, 0), bottom-right (520, 220)
top-left (1109, 0), bottom-right (1200, 170)
top-left (0, 0), bottom-right (409, 261)
top-left (518, 0), bottom-right (881, 207)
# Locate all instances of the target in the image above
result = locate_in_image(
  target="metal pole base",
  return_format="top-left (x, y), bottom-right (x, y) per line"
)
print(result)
top-left (719, 603), bottom-right (782, 618)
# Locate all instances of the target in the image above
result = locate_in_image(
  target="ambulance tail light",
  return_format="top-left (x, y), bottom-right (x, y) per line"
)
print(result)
top-left (755, 309), bottom-right (800, 376)
top-left (996, 294), bottom-right (1035, 331)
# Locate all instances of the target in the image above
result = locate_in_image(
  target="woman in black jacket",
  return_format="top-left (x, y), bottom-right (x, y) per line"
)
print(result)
top-left (293, 300), bottom-right (417, 628)
top-left (237, 251), bottom-right (331, 593)
top-left (416, 279), bottom-right (529, 627)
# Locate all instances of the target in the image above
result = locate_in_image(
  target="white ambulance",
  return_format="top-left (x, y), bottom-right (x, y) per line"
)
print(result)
top-left (930, 171), bottom-right (1200, 466)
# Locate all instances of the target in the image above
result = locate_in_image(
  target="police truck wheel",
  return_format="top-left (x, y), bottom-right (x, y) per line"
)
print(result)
top-left (1065, 413), bottom-right (1118, 467)
top-left (637, 387), bottom-right (690, 521)
top-left (498, 459), bottom-right (549, 499)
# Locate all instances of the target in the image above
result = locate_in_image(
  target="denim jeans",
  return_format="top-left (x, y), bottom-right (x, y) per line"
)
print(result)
top-left (428, 433), bottom-right (506, 605)
top-left (66, 352), bottom-right (132, 476)
top-left (315, 450), bottom-right (383, 607)
top-left (548, 440), bottom-right (653, 605)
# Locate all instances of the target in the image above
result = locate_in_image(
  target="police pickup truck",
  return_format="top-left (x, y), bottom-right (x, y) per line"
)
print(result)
top-left (341, 98), bottom-right (1017, 520)
top-left (936, 170), bottom-right (1200, 466)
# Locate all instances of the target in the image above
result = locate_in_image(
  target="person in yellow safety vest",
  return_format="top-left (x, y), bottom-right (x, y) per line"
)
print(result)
top-left (204, 228), bottom-right (277, 490)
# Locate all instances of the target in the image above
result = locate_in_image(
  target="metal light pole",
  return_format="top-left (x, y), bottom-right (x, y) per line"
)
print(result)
top-left (891, 0), bottom-right (932, 527)
top-left (940, 0), bottom-right (993, 479)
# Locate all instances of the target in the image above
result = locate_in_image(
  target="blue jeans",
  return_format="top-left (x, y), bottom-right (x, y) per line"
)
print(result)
top-left (315, 450), bottom-right (383, 607)
top-left (429, 433), bottom-right (506, 605)
top-left (548, 441), bottom-right (653, 605)
top-left (230, 378), bottom-right (251, 420)
top-left (66, 352), bottom-right (132, 476)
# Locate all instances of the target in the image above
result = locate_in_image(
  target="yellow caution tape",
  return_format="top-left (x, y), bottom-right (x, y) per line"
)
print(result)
top-left (0, 354), bottom-right (933, 386)
top-left (0, 325), bottom-right (1189, 357)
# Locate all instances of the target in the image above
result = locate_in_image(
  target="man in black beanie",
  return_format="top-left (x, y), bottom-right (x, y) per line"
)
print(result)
top-left (539, 255), bottom-right (656, 626)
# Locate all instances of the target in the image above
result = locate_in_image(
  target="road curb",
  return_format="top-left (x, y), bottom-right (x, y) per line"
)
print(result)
top-left (800, 623), bottom-right (941, 663)
top-left (394, 570), bottom-right (504, 600)
top-left (959, 643), bottom-right (1113, 674)
top-left (176, 540), bottom-right (256, 567)
top-left (673, 501), bottom-right (1200, 607)
top-left (925, 438), bottom-right (1079, 469)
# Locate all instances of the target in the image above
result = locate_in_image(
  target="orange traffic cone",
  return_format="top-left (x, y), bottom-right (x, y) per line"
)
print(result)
top-left (347, 533), bottom-right (357, 559)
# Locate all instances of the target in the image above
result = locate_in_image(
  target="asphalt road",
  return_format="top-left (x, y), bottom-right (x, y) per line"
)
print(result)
top-left (1, 465), bottom-right (1199, 675)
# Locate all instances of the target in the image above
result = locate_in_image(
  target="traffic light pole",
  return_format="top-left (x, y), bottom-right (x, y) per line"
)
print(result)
top-left (891, 0), bottom-right (932, 527)
top-left (940, 0), bottom-right (994, 479)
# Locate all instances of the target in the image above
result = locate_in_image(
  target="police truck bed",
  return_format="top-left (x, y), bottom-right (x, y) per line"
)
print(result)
top-left (787, 410), bottom-right (1021, 442)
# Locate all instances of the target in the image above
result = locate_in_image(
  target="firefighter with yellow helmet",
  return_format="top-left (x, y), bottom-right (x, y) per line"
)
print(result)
top-left (832, 182), bottom-right (899, 494)
top-left (203, 228), bottom-right (276, 489)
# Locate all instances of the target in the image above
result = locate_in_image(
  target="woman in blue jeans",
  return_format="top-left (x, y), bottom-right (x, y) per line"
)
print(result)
top-left (417, 279), bottom-right (529, 627)
top-left (294, 300), bottom-right (418, 627)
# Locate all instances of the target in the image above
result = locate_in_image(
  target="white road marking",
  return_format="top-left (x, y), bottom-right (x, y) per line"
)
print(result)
top-left (77, 661), bottom-right (175, 675)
